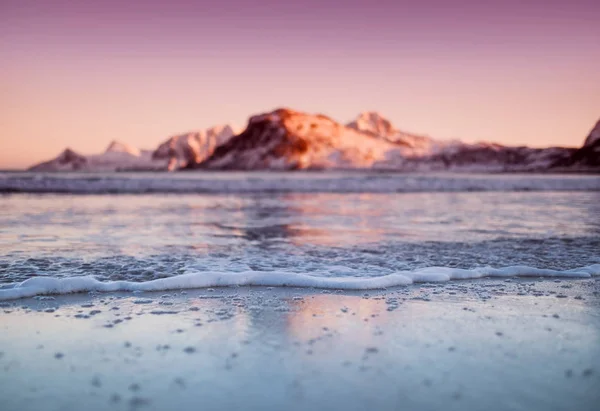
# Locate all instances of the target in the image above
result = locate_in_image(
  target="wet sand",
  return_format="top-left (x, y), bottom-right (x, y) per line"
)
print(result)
top-left (1, 278), bottom-right (599, 411)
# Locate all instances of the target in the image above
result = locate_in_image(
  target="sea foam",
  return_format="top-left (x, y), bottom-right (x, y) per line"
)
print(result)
top-left (1, 264), bottom-right (598, 301)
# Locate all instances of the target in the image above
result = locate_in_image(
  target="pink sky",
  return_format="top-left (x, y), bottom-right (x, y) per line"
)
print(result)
top-left (1, 0), bottom-right (599, 169)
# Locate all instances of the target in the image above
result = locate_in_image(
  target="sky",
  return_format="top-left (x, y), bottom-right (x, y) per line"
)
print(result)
top-left (1, 0), bottom-right (599, 169)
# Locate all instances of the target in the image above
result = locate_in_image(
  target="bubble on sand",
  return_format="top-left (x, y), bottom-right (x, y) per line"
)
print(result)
top-left (91, 375), bottom-right (102, 387)
top-left (129, 397), bottom-right (150, 409)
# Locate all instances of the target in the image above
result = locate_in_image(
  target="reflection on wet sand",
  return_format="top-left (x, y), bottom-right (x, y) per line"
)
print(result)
top-left (3, 281), bottom-right (599, 411)
top-left (282, 294), bottom-right (388, 344)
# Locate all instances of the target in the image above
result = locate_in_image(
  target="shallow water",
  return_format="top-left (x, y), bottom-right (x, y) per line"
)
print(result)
top-left (1, 172), bottom-right (599, 297)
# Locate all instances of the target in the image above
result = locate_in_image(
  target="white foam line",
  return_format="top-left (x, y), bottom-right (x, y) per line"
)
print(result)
top-left (1, 264), bottom-right (599, 302)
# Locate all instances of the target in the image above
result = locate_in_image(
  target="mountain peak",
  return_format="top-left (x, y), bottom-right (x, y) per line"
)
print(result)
top-left (57, 148), bottom-right (86, 163)
top-left (60, 148), bottom-right (80, 157)
top-left (347, 111), bottom-right (396, 137)
top-left (28, 148), bottom-right (88, 171)
top-left (104, 141), bottom-right (141, 156)
top-left (583, 119), bottom-right (600, 147)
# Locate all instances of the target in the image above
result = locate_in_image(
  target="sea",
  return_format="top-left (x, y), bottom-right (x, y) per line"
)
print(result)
top-left (1, 171), bottom-right (599, 300)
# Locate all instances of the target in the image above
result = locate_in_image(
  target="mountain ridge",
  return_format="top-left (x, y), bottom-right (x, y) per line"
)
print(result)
top-left (27, 109), bottom-right (598, 172)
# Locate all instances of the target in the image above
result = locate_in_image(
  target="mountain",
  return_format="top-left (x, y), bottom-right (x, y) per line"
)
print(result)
top-left (28, 142), bottom-right (164, 172)
top-left (584, 120), bottom-right (600, 147)
top-left (385, 143), bottom-right (577, 172)
top-left (196, 108), bottom-right (588, 172)
top-left (27, 125), bottom-right (237, 172)
top-left (152, 125), bottom-right (237, 171)
top-left (196, 108), bottom-right (399, 170)
top-left (550, 119), bottom-right (600, 170)
top-left (29, 148), bottom-right (89, 172)
top-left (26, 111), bottom-right (598, 172)
top-left (105, 141), bottom-right (141, 156)
top-left (346, 111), bottom-right (458, 157)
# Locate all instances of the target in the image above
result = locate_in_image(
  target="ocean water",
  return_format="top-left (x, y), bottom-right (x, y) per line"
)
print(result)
top-left (1, 172), bottom-right (599, 299)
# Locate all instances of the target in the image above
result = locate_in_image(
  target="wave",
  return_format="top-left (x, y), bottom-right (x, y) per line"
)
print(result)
top-left (1, 264), bottom-right (598, 301)
top-left (1, 173), bottom-right (600, 194)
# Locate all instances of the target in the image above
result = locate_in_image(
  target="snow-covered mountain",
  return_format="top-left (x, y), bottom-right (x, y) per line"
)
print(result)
top-left (198, 108), bottom-right (400, 170)
top-left (347, 111), bottom-right (459, 157)
top-left (29, 141), bottom-right (165, 172)
top-left (29, 148), bottom-right (89, 172)
top-left (26, 111), bottom-right (598, 172)
top-left (28, 125), bottom-right (238, 172)
top-left (152, 125), bottom-right (237, 171)
top-left (198, 108), bottom-right (590, 172)
top-left (104, 141), bottom-right (141, 156)
top-left (379, 143), bottom-right (576, 172)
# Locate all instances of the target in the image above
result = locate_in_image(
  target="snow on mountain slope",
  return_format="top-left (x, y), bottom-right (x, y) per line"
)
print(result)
top-left (347, 111), bottom-right (459, 157)
top-left (29, 149), bottom-right (89, 172)
top-left (104, 140), bottom-right (141, 156)
top-left (199, 108), bottom-right (399, 170)
top-left (29, 149), bottom-right (167, 172)
top-left (28, 143), bottom-right (167, 172)
top-left (28, 125), bottom-right (238, 172)
top-left (85, 150), bottom-right (165, 171)
top-left (152, 125), bottom-right (237, 170)
top-left (200, 109), bottom-right (571, 172)
top-left (346, 112), bottom-right (585, 171)
top-left (26, 111), bottom-right (598, 172)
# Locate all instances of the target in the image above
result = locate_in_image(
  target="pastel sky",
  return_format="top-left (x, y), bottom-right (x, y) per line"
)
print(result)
top-left (1, 0), bottom-right (599, 169)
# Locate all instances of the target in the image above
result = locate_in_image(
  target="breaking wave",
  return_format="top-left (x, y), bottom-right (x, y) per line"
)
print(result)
top-left (1, 264), bottom-right (599, 301)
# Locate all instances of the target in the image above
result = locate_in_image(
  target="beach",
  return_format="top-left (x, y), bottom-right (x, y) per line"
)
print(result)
top-left (1, 172), bottom-right (599, 410)
top-left (1, 278), bottom-right (599, 411)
